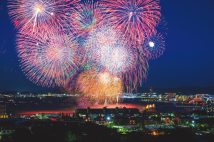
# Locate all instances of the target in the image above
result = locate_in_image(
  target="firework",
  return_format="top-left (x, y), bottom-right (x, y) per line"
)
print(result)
top-left (85, 24), bottom-right (121, 48)
top-left (17, 30), bottom-right (79, 87)
top-left (6, 0), bottom-right (167, 94)
top-left (142, 32), bottom-right (165, 60)
top-left (76, 70), bottom-right (123, 104)
top-left (122, 48), bottom-right (149, 92)
top-left (156, 17), bottom-right (168, 37)
top-left (100, 0), bottom-right (161, 47)
top-left (70, 0), bottom-right (102, 37)
top-left (99, 43), bottom-right (137, 75)
top-left (7, 0), bottom-right (79, 33)
top-left (84, 25), bottom-right (136, 75)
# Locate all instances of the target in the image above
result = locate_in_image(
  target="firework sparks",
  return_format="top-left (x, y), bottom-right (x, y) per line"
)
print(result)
top-left (70, 0), bottom-right (102, 37)
top-left (8, 0), bottom-right (79, 33)
top-left (76, 70), bottom-right (123, 104)
top-left (17, 30), bottom-right (79, 87)
top-left (100, 0), bottom-right (161, 47)
top-left (142, 32), bottom-right (166, 60)
top-left (84, 25), bottom-right (136, 75)
top-left (122, 48), bottom-right (149, 92)
top-left (6, 0), bottom-right (167, 95)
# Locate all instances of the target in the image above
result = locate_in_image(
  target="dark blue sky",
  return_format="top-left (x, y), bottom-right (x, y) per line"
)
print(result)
top-left (0, 0), bottom-right (214, 92)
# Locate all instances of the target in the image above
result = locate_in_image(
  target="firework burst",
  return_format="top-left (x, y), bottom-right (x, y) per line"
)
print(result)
top-left (142, 32), bottom-right (165, 60)
top-left (84, 25), bottom-right (136, 75)
top-left (76, 70), bottom-right (123, 104)
top-left (70, 0), bottom-right (103, 37)
top-left (6, 0), bottom-right (167, 95)
top-left (17, 30), bottom-right (79, 87)
top-left (100, 0), bottom-right (161, 47)
top-left (7, 0), bottom-right (79, 33)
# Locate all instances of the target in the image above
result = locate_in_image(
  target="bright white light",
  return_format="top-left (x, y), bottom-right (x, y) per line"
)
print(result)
top-left (113, 77), bottom-right (120, 82)
top-left (34, 4), bottom-right (44, 13)
top-left (149, 41), bottom-right (155, 48)
top-left (129, 12), bottom-right (133, 19)
top-left (107, 116), bottom-right (111, 121)
top-left (99, 72), bottom-right (111, 84)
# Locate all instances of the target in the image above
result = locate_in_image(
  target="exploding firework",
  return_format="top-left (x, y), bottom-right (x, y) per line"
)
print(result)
top-left (84, 25), bottom-right (136, 75)
top-left (99, 45), bottom-right (135, 75)
top-left (76, 70), bottom-right (123, 104)
top-left (85, 24), bottom-right (121, 48)
top-left (7, 0), bottom-right (79, 33)
top-left (100, 0), bottom-right (161, 47)
top-left (6, 0), bottom-right (167, 94)
top-left (17, 30), bottom-right (79, 87)
top-left (70, 0), bottom-right (102, 37)
top-left (142, 32), bottom-right (165, 60)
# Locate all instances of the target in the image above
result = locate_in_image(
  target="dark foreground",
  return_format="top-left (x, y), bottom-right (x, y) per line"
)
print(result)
top-left (0, 95), bottom-right (213, 142)
top-left (0, 119), bottom-right (213, 142)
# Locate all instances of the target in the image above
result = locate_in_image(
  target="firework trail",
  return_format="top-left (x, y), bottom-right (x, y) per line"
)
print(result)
top-left (99, 0), bottom-right (161, 47)
top-left (17, 30), bottom-right (79, 87)
top-left (70, 0), bottom-right (102, 37)
top-left (122, 48), bottom-right (149, 92)
top-left (76, 70), bottom-right (123, 104)
top-left (7, 0), bottom-right (79, 33)
top-left (142, 32), bottom-right (165, 60)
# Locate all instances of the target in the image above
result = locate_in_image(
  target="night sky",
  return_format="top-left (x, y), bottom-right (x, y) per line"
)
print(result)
top-left (0, 0), bottom-right (214, 92)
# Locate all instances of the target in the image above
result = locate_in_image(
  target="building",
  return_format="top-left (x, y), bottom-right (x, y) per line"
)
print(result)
top-left (75, 107), bottom-right (142, 125)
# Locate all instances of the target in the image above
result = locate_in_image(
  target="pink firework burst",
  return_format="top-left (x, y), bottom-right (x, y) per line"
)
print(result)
top-left (100, 0), bottom-right (161, 47)
top-left (17, 30), bottom-right (80, 87)
top-left (7, 0), bottom-right (80, 33)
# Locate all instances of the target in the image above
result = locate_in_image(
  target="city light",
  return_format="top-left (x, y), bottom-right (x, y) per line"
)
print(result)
top-left (106, 116), bottom-right (111, 121)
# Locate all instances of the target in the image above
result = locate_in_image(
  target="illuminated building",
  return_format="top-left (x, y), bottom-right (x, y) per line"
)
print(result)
top-left (75, 107), bottom-right (141, 125)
